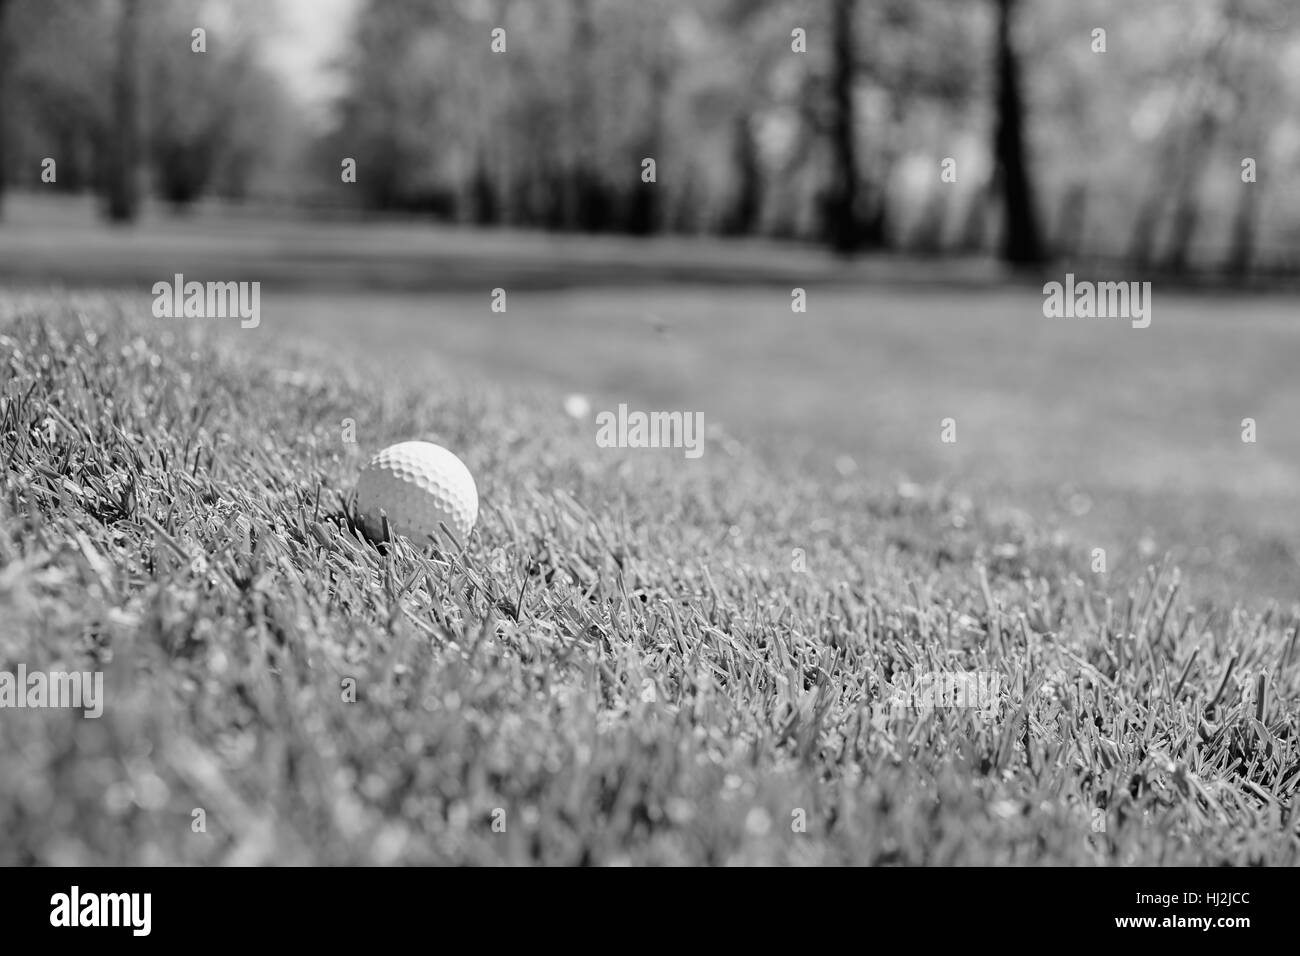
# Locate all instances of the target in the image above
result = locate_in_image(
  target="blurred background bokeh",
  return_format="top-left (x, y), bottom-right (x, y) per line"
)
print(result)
top-left (1, 0), bottom-right (1299, 606)
top-left (1, 0), bottom-right (1298, 270)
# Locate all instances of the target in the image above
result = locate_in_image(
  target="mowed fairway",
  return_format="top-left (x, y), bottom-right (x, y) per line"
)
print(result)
top-left (257, 284), bottom-right (1300, 605)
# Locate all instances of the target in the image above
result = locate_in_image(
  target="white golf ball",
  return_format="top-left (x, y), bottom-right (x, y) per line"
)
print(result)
top-left (355, 441), bottom-right (478, 544)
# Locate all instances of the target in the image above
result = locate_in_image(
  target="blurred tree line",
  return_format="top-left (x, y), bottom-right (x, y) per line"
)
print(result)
top-left (0, 0), bottom-right (291, 220)
top-left (0, 0), bottom-right (1297, 272)
top-left (327, 0), bottom-right (1300, 271)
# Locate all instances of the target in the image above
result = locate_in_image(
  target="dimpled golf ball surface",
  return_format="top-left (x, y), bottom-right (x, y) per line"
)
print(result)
top-left (356, 442), bottom-right (478, 544)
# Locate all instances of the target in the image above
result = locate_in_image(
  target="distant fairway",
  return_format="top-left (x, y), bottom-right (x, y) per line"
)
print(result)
top-left (262, 284), bottom-right (1299, 605)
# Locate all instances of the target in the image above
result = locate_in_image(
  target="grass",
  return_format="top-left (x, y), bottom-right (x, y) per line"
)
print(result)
top-left (2, 290), bottom-right (1299, 865)
top-left (6, 195), bottom-right (1299, 605)
top-left (262, 284), bottom-right (1300, 608)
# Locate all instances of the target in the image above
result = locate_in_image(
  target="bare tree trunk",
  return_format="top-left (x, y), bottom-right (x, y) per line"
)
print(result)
top-left (1163, 200), bottom-right (1199, 274)
top-left (627, 54), bottom-right (666, 235)
top-left (724, 113), bottom-right (761, 236)
top-left (1163, 114), bottom-right (1216, 274)
top-left (568, 0), bottom-right (607, 231)
top-left (1226, 172), bottom-right (1259, 280)
top-left (993, 0), bottom-right (1043, 265)
top-left (0, 0), bottom-right (13, 220)
top-left (1127, 195), bottom-right (1162, 270)
top-left (824, 0), bottom-right (860, 253)
top-left (958, 179), bottom-right (992, 253)
top-left (107, 0), bottom-right (142, 223)
top-left (1054, 183), bottom-right (1087, 259)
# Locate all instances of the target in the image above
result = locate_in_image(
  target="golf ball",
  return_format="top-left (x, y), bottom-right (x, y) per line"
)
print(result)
top-left (355, 441), bottom-right (478, 544)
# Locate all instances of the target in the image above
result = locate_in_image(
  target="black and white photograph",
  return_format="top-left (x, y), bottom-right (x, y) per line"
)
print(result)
top-left (0, 0), bottom-right (1296, 920)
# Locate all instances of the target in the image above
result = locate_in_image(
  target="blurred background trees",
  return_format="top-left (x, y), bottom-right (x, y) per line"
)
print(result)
top-left (0, 0), bottom-right (10, 218)
top-left (0, 0), bottom-right (1297, 273)
top-left (3, 0), bottom-right (289, 219)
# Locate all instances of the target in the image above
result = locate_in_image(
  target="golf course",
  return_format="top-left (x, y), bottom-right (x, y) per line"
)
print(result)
top-left (2, 197), bottom-right (1298, 864)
